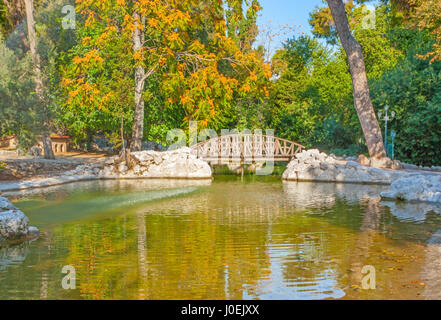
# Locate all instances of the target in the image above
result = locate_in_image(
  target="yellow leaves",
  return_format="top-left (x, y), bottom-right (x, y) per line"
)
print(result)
top-left (73, 50), bottom-right (104, 66)
top-left (263, 64), bottom-right (272, 79)
top-left (242, 83), bottom-right (251, 93)
top-left (85, 11), bottom-right (95, 27)
top-left (168, 32), bottom-right (179, 42)
top-left (82, 36), bottom-right (92, 45)
top-left (249, 72), bottom-right (258, 82)
top-left (61, 77), bottom-right (72, 86)
top-left (69, 89), bottom-right (79, 98)
top-left (73, 56), bottom-right (82, 65)
top-left (264, 87), bottom-right (270, 98)
top-left (180, 95), bottom-right (190, 105)
top-left (148, 18), bottom-right (159, 28)
top-left (133, 51), bottom-right (143, 61)
top-left (200, 119), bottom-right (208, 128)
top-left (159, 57), bottom-right (167, 66)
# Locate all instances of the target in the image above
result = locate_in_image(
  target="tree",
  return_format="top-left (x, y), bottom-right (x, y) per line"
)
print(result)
top-left (1, 0), bottom-right (25, 37)
top-left (24, 0), bottom-right (54, 159)
top-left (130, 6), bottom-right (146, 151)
top-left (326, 0), bottom-right (387, 160)
top-left (62, 0), bottom-right (270, 152)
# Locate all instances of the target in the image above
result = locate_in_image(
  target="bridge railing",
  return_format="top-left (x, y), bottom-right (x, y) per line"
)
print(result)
top-left (191, 134), bottom-right (305, 162)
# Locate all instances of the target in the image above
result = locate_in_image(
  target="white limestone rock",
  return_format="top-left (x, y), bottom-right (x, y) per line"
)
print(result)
top-left (89, 147), bottom-right (212, 179)
top-left (283, 149), bottom-right (409, 184)
top-left (0, 196), bottom-right (39, 243)
top-left (381, 175), bottom-right (441, 203)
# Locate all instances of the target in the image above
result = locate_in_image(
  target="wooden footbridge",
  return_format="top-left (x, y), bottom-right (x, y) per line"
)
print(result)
top-left (191, 134), bottom-right (305, 163)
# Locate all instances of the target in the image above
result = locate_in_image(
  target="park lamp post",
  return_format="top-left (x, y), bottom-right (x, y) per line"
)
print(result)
top-left (390, 130), bottom-right (396, 160)
top-left (378, 105), bottom-right (395, 153)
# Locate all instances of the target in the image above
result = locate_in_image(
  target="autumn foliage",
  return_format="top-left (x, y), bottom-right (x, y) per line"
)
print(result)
top-left (61, 0), bottom-right (270, 144)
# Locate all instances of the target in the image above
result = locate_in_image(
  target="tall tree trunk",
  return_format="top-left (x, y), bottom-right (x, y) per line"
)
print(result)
top-left (130, 10), bottom-right (146, 152)
top-left (24, 0), bottom-right (54, 160)
top-left (327, 0), bottom-right (387, 159)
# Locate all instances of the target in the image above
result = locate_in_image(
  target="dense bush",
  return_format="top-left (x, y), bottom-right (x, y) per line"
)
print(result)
top-left (371, 33), bottom-right (441, 166)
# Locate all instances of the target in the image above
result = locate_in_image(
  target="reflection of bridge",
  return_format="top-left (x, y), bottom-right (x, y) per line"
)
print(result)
top-left (191, 134), bottom-right (305, 163)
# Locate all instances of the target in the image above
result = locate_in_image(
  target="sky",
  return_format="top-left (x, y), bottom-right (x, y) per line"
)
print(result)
top-left (256, 0), bottom-right (325, 57)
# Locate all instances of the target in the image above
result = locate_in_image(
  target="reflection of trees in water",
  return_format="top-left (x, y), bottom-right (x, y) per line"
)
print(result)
top-left (4, 179), bottom-right (441, 299)
top-left (137, 212), bottom-right (148, 300)
top-left (344, 198), bottom-right (383, 289)
top-left (422, 230), bottom-right (441, 299)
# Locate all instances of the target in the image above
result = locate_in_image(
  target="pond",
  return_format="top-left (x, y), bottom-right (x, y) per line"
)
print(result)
top-left (1, 176), bottom-right (441, 300)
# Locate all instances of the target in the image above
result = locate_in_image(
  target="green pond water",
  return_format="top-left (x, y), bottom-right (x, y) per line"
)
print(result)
top-left (1, 176), bottom-right (441, 300)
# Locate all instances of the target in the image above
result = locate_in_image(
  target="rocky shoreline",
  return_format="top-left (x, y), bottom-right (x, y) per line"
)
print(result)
top-left (1, 148), bottom-right (440, 244)
top-left (0, 147), bottom-right (212, 193)
top-left (283, 149), bottom-right (441, 204)
top-left (67, 147), bottom-right (212, 179)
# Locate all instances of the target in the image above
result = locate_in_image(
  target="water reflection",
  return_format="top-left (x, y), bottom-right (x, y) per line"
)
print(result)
top-left (422, 230), bottom-right (441, 299)
top-left (382, 201), bottom-right (441, 223)
top-left (0, 178), bottom-right (441, 299)
top-left (0, 242), bottom-right (30, 271)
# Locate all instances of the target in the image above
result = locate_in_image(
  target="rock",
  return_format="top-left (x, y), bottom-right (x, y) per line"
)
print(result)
top-left (142, 141), bottom-right (166, 152)
top-left (402, 163), bottom-right (419, 170)
top-left (89, 136), bottom-right (116, 152)
top-left (65, 147), bottom-right (212, 179)
top-left (380, 175), bottom-right (441, 203)
top-left (357, 155), bottom-right (403, 170)
top-left (118, 163), bottom-right (128, 173)
top-left (0, 197), bottom-right (16, 211)
top-left (357, 154), bottom-right (370, 166)
top-left (0, 196), bottom-right (39, 243)
top-left (27, 146), bottom-right (42, 157)
top-left (369, 157), bottom-right (394, 169)
top-left (283, 148), bottom-right (428, 185)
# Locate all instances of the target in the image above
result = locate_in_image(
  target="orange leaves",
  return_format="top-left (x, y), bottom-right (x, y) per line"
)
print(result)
top-left (148, 18), bottom-right (159, 28)
top-left (180, 94), bottom-right (191, 105)
top-left (116, 0), bottom-right (125, 6)
top-left (249, 72), bottom-right (258, 82)
top-left (82, 36), bottom-right (92, 45)
top-left (133, 50), bottom-right (144, 61)
top-left (73, 49), bottom-right (104, 66)
top-left (168, 32), bottom-right (179, 42)
top-left (61, 77), bottom-right (73, 86)
top-left (242, 83), bottom-right (251, 93)
top-left (159, 57), bottom-right (167, 66)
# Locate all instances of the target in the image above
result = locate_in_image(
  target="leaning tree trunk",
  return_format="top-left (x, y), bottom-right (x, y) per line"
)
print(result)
top-left (327, 0), bottom-right (387, 159)
top-left (24, 0), bottom-right (55, 160)
top-left (130, 10), bottom-right (146, 152)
